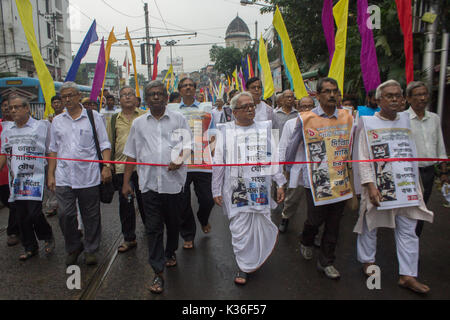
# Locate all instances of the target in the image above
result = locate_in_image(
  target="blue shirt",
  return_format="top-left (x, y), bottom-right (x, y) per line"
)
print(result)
top-left (357, 105), bottom-right (380, 116)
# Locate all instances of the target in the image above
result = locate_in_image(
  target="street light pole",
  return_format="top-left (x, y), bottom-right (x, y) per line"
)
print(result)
top-left (165, 40), bottom-right (177, 65)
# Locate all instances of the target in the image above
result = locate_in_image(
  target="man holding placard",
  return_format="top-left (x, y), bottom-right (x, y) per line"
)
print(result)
top-left (354, 80), bottom-right (433, 294)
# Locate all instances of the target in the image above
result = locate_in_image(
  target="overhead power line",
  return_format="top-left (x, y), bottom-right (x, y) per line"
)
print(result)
top-left (100, 0), bottom-right (145, 18)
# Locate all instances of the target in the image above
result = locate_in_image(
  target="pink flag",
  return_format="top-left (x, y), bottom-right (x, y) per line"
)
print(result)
top-left (90, 37), bottom-right (106, 101)
top-left (322, 0), bottom-right (335, 66)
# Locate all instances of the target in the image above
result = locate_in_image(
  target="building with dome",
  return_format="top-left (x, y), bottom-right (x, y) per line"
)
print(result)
top-left (225, 15), bottom-right (252, 50)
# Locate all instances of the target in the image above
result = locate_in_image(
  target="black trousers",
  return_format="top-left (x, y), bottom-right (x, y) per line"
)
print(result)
top-left (301, 189), bottom-right (346, 267)
top-left (15, 200), bottom-right (53, 252)
top-left (180, 172), bottom-right (215, 241)
top-left (114, 172), bottom-right (145, 242)
top-left (142, 190), bottom-right (182, 274)
top-left (0, 185), bottom-right (20, 236)
top-left (416, 166), bottom-right (435, 237)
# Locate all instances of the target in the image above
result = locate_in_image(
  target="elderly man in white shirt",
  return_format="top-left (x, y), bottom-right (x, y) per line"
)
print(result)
top-left (354, 80), bottom-right (433, 294)
top-left (122, 80), bottom-right (191, 295)
top-left (245, 77), bottom-right (273, 121)
top-left (48, 82), bottom-right (112, 266)
top-left (405, 81), bottom-right (448, 237)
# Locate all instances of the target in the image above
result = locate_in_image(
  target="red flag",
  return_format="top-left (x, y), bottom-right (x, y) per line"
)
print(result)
top-left (247, 54), bottom-right (254, 78)
top-left (152, 40), bottom-right (161, 80)
top-left (395, 0), bottom-right (414, 84)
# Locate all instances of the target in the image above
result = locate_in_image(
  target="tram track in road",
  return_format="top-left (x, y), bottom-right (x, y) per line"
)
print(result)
top-left (78, 231), bottom-right (123, 300)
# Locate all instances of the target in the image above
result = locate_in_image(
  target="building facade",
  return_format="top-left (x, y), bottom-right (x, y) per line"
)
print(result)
top-left (0, 0), bottom-right (72, 80)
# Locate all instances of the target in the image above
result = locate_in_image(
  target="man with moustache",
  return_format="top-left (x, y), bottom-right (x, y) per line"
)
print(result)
top-left (122, 80), bottom-right (191, 294)
top-left (285, 78), bottom-right (353, 279)
top-left (245, 77), bottom-right (273, 121)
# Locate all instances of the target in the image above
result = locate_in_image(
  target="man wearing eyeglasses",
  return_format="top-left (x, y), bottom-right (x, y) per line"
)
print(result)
top-left (285, 77), bottom-right (353, 280)
top-left (122, 81), bottom-right (191, 294)
top-left (107, 86), bottom-right (146, 253)
top-left (354, 80), bottom-right (434, 294)
top-left (405, 81), bottom-right (447, 237)
top-left (48, 82), bottom-right (112, 266)
top-left (212, 92), bottom-right (285, 285)
top-left (245, 77), bottom-right (273, 122)
top-left (174, 77), bottom-right (216, 250)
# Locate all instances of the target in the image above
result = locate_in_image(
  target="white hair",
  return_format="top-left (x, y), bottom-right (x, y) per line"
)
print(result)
top-left (375, 80), bottom-right (402, 99)
top-left (230, 92), bottom-right (253, 110)
top-left (60, 81), bottom-right (80, 93)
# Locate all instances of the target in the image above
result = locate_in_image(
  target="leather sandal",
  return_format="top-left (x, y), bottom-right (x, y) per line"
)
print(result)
top-left (183, 240), bottom-right (194, 249)
top-left (398, 277), bottom-right (430, 294)
top-left (19, 249), bottom-right (38, 261)
top-left (148, 275), bottom-right (164, 294)
top-left (118, 240), bottom-right (137, 253)
top-left (165, 255), bottom-right (177, 268)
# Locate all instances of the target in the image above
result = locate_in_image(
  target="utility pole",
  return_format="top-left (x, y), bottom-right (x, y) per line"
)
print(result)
top-left (144, 2), bottom-right (152, 81)
top-left (422, 0), bottom-right (439, 105)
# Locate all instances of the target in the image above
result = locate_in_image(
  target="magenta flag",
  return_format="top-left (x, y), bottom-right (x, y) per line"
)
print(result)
top-left (357, 0), bottom-right (381, 91)
top-left (90, 37), bottom-right (106, 101)
top-left (322, 0), bottom-right (335, 66)
top-left (238, 68), bottom-right (246, 91)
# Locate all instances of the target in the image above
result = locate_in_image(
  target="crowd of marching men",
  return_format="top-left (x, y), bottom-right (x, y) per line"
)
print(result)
top-left (0, 76), bottom-right (448, 295)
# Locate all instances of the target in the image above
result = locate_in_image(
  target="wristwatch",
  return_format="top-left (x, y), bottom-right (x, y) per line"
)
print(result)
top-left (104, 163), bottom-right (112, 169)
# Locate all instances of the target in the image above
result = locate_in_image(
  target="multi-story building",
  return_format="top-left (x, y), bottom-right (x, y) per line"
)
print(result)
top-left (0, 0), bottom-right (72, 80)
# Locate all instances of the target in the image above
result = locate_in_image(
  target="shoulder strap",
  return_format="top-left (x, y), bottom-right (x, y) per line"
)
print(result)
top-left (110, 112), bottom-right (119, 161)
top-left (86, 109), bottom-right (103, 172)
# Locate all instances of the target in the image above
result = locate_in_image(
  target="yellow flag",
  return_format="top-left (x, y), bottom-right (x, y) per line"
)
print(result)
top-left (15, 0), bottom-right (56, 118)
top-left (328, 0), bottom-right (349, 93)
top-left (272, 6), bottom-right (308, 99)
top-left (100, 28), bottom-right (117, 108)
top-left (163, 64), bottom-right (173, 83)
top-left (125, 28), bottom-right (140, 98)
top-left (232, 67), bottom-right (239, 91)
top-left (258, 36), bottom-right (275, 100)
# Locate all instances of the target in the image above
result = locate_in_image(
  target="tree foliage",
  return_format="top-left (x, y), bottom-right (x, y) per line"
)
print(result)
top-left (209, 45), bottom-right (254, 77)
top-left (260, 0), bottom-right (446, 102)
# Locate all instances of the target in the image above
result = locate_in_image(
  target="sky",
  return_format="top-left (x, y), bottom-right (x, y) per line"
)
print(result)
top-left (68, 0), bottom-right (274, 78)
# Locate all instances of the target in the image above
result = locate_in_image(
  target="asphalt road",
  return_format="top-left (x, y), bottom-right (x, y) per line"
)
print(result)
top-left (0, 185), bottom-right (449, 300)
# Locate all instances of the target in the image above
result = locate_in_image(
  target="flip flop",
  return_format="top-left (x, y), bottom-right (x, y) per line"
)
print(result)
top-left (118, 240), bottom-right (137, 253)
top-left (165, 255), bottom-right (177, 268)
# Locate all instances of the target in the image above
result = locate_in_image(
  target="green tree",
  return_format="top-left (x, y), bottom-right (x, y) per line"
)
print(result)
top-left (210, 45), bottom-right (256, 77)
top-left (261, 0), bottom-right (446, 101)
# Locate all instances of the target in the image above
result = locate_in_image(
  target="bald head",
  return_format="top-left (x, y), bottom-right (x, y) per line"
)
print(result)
top-left (297, 96), bottom-right (315, 112)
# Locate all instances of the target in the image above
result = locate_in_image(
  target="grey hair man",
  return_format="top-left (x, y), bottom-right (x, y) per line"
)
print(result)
top-left (122, 80), bottom-right (191, 294)
top-left (48, 81), bottom-right (112, 266)
top-left (272, 90), bottom-right (298, 136)
top-left (213, 91), bottom-right (285, 285)
top-left (405, 81), bottom-right (447, 236)
top-left (354, 79), bottom-right (434, 294)
top-left (0, 95), bottom-right (54, 260)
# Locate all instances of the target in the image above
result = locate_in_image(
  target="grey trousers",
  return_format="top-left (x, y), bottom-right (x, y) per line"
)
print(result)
top-left (56, 185), bottom-right (101, 254)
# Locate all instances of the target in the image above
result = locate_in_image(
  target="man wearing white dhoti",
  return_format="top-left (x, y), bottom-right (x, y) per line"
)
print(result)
top-left (354, 80), bottom-right (433, 294)
top-left (212, 92), bottom-right (285, 285)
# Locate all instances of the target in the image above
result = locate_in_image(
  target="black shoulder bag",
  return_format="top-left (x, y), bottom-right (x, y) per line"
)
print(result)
top-left (86, 109), bottom-right (115, 204)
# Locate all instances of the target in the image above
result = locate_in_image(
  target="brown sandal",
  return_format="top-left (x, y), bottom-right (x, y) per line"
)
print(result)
top-left (118, 240), bottom-right (137, 253)
top-left (183, 241), bottom-right (194, 249)
top-left (148, 275), bottom-right (164, 294)
top-left (165, 255), bottom-right (177, 267)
